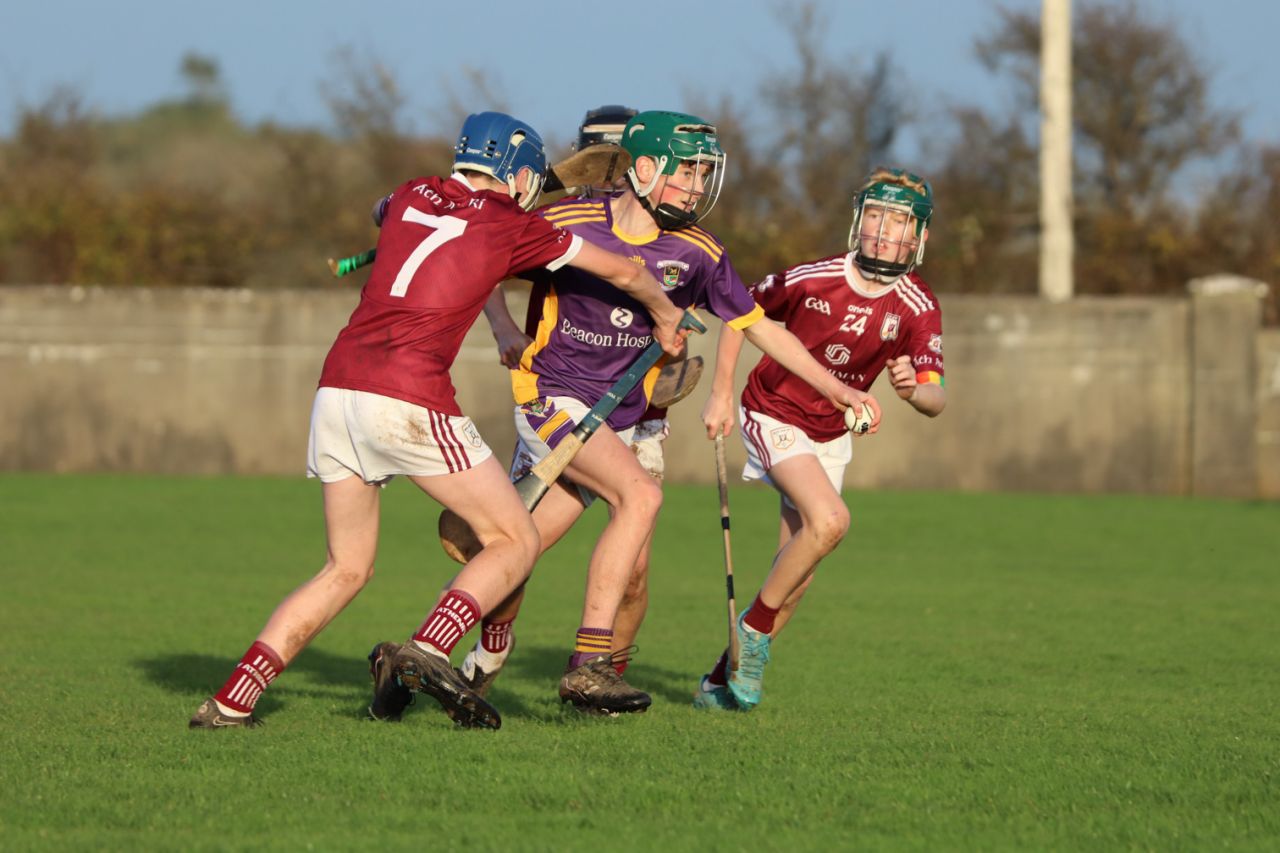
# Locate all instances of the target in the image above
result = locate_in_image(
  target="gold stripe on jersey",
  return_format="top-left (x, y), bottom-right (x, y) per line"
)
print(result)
top-left (537, 410), bottom-right (573, 443)
top-left (511, 288), bottom-right (560, 405)
top-left (548, 213), bottom-right (609, 228)
top-left (670, 227), bottom-right (723, 262)
top-left (611, 223), bottom-right (661, 245)
top-left (725, 302), bottom-right (765, 331)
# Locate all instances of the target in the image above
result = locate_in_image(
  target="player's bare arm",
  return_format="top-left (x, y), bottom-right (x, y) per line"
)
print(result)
top-left (482, 287), bottom-right (531, 369)
top-left (886, 355), bottom-right (946, 417)
top-left (567, 240), bottom-right (688, 357)
top-left (744, 318), bottom-right (882, 433)
top-left (702, 322), bottom-right (747, 438)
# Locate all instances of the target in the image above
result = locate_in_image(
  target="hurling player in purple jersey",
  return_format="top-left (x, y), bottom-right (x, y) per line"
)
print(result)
top-left (190, 111), bottom-right (689, 732)
top-left (694, 168), bottom-right (947, 712)
top-left (461, 111), bottom-right (882, 717)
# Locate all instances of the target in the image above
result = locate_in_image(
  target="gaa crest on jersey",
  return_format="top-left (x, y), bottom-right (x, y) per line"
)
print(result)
top-left (658, 260), bottom-right (689, 291)
top-left (804, 296), bottom-right (832, 315)
top-left (610, 307), bottom-right (635, 328)
top-left (880, 313), bottom-right (901, 341)
top-left (462, 422), bottom-right (483, 449)
top-left (928, 334), bottom-right (943, 354)
top-left (825, 344), bottom-right (851, 366)
top-left (770, 426), bottom-right (796, 450)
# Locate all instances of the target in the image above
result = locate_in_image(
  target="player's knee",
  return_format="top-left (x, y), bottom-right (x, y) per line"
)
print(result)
top-left (325, 557), bottom-right (376, 590)
top-left (808, 505), bottom-right (850, 554)
top-left (509, 514), bottom-right (542, 571)
top-left (626, 476), bottom-right (663, 520)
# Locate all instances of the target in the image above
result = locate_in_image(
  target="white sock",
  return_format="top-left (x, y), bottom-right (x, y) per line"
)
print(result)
top-left (411, 640), bottom-right (449, 660)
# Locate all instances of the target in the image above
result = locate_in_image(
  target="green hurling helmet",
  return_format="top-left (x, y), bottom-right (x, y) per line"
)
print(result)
top-left (848, 167), bottom-right (934, 282)
top-left (622, 110), bottom-right (726, 230)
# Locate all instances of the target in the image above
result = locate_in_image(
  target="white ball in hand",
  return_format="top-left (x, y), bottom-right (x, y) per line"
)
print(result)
top-left (844, 404), bottom-right (873, 435)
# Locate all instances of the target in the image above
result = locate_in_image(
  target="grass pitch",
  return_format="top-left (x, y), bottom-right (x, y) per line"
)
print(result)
top-left (1, 474), bottom-right (1277, 850)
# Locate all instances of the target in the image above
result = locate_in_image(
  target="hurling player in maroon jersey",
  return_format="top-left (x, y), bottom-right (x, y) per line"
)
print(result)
top-left (694, 168), bottom-right (947, 712)
top-left (454, 111), bottom-right (881, 717)
top-left (190, 112), bottom-right (689, 731)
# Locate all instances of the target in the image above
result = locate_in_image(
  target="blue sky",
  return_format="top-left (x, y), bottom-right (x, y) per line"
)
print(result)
top-left (3, 0), bottom-right (1276, 152)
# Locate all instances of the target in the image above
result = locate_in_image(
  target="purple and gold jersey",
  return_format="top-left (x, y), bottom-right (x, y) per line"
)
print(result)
top-left (512, 195), bottom-right (763, 429)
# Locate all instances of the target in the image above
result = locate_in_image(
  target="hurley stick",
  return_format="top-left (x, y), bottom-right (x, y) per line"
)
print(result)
top-left (438, 308), bottom-right (706, 563)
top-left (714, 434), bottom-right (741, 672)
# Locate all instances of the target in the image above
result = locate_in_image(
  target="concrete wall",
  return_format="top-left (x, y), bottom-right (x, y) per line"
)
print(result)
top-left (1, 283), bottom-right (1272, 497)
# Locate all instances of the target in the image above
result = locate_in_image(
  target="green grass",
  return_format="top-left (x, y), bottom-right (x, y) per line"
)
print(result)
top-left (1, 474), bottom-right (1277, 851)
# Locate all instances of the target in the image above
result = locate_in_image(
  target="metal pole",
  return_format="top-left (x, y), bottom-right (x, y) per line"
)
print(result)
top-left (1040, 0), bottom-right (1074, 301)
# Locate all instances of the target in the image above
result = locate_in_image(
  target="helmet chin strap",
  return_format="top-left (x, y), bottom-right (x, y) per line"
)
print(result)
top-left (636, 192), bottom-right (698, 231)
top-left (853, 252), bottom-right (909, 284)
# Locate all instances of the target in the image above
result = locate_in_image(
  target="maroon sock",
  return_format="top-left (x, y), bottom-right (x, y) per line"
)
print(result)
top-left (480, 618), bottom-right (514, 654)
top-left (743, 595), bottom-right (780, 635)
top-left (413, 589), bottom-right (481, 656)
top-left (214, 641), bottom-right (284, 714)
top-left (707, 651), bottom-right (729, 686)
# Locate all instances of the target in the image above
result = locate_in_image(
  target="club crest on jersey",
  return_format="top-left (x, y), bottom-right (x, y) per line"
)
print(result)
top-left (770, 426), bottom-right (796, 450)
top-left (880, 313), bottom-right (901, 341)
top-left (462, 422), bottom-right (483, 449)
top-left (825, 344), bottom-right (851, 366)
top-left (658, 260), bottom-right (689, 290)
top-left (610, 307), bottom-right (634, 328)
top-left (929, 334), bottom-right (943, 354)
top-left (804, 296), bottom-right (832, 316)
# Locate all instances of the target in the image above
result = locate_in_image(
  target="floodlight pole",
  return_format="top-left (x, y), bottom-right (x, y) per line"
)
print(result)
top-left (1040, 0), bottom-right (1074, 301)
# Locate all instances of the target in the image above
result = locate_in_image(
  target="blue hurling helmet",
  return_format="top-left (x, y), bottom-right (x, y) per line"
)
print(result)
top-left (453, 111), bottom-right (548, 210)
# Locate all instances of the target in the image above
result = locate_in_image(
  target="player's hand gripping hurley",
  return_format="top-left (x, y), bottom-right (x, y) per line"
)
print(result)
top-left (328, 144), bottom-right (633, 277)
top-left (438, 308), bottom-right (707, 563)
top-left (714, 435), bottom-right (741, 673)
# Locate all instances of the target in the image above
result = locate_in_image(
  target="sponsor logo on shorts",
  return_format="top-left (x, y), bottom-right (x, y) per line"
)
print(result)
top-left (770, 426), bottom-right (796, 450)
top-left (929, 334), bottom-right (943, 354)
top-left (825, 344), bottom-right (851, 366)
top-left (881, 313), bottom-right (901, 341)
top-left (462, 422), bottom-right (483, 449)
top-left (804, 296), bottom-right (832, 315)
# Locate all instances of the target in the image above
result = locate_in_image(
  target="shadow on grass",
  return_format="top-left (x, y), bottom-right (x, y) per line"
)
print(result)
top-left (500, 643), bottom-right (699, 716)
top-left (138, 640), bottom-right (701, 725)
top-left (136, 646), bottom-right (372, 718)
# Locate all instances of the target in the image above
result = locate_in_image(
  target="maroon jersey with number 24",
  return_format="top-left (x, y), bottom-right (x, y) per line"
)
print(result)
top-left (741, 253), bottom-right (945, 442)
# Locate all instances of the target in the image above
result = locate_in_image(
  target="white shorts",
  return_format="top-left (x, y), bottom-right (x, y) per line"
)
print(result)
top-left (306, 387), bottom-right (492, 485)
top-left (510, 395), bottom-right (637, 506)
top-left (631, 418), bottom-right (669, 481)
top-left (739, 405), bottom-right (851, 508)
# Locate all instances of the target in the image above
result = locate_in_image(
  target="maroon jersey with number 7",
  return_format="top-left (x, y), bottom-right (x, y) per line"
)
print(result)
top-left (319, 174), bottom-right (580, 414)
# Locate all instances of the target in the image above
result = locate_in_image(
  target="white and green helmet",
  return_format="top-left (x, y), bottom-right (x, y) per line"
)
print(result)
top-left (848, 168), bottom-right (934, 282)
top-left (621, 110), bottom-right (726, 230)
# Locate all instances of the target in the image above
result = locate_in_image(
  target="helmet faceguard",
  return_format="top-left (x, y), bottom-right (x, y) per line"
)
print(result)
top-left (453, 111), bottom-right (548, 211)
top-left (848, 168), bottom-right (934, 283)
top-left (622, 111), bottom-right (726, 231)
top-left (575, 104), bottom-right (638, 197)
